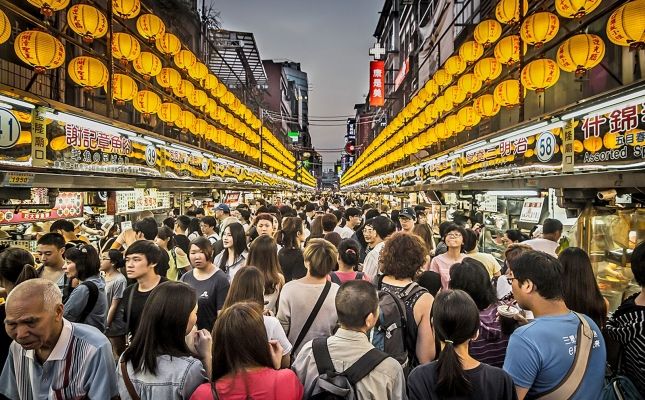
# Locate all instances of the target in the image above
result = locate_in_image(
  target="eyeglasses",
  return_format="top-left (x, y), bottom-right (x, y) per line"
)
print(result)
top-left (446, 233), bottom-right (462, 238)
top-left (506, 276), bottom-right (518, 285)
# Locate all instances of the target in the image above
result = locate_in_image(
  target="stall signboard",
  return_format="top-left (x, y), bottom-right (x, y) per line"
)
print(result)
top-left (0, 109), bottom-right (32, 166)
top-left (0, 191), bottom-right (83, 225)
top-left (519, 197), bottom-right (545, 224)
top-left (115, 189), bottom-right (171, 214)
top-left (573, 102), bottom-right (645, 167)
top-left (480, 194), bottom-right (498, 213)
top-left (163, 148), bottom-right (211, 179)
top-left (223, 191), bottom-right (241, 205)
top-left (369, 61), bottom-right (385, 107)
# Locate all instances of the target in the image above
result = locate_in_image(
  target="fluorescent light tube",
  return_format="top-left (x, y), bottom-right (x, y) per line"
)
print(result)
top-left (487, 190), bottom-right (540, 196)
top-left (142, 136), bottom-right (165, 145)
top-left (460, 140), bottom-right (488, 154)
top-left (490, 121), bottom-right (550, 143)
top-left (44, 111), bottom-right (122, 135)
top-left (0, 102), bottom-right (13, 110)
top-left (0, 95), bottom-right (35, 109)
top-left (561, 89), bottom-right (645, 120)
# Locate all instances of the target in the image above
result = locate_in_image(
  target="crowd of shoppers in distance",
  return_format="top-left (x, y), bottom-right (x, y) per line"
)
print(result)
top-left (0, 195), bottom-right (642, 400)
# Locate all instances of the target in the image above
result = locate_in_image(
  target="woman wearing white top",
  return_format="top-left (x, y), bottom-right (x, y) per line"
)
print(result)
top-left (214, 223), bottom-right (248, 282)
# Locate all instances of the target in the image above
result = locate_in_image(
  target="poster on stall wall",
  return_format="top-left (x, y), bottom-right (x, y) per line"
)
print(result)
top-left (519, 197), bottom-right (545, 224)
top-left (115, 189), bottom-right (171, 214)
top-left (0, 192), bottom-right (83, 225)
top-left (573, 102), bottom-right (645, 168)
top-left (223, 192), bottom-right (241, 206)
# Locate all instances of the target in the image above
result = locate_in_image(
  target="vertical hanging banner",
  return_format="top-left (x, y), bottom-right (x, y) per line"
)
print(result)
top-left (369, 61), bottom-right (385, 107)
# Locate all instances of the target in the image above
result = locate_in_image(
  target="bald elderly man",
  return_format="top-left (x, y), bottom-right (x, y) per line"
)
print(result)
top-left (0, 278), bottom-right (118, 400)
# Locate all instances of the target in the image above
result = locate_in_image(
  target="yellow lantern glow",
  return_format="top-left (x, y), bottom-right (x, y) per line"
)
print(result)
top-left (133, 90), bottom-right (161, 118)
top-left (474, 19), bottom-right (502, 47)
top-left (494, 35), bottom-right (524, 65)
top-left (68, 56), bottom-right (109, 89)
top-left (474, 57), bottom-right (502, 83)
top-left (474, 94), bottom-right (501, 117)
top-left (521, 12), bottom-right (560, 48)
top-left (206, 124), bottom-right (218, 141)
top-left (445, 85), bottom-right (466, 106)
top-left (435, 122), bottom-right (449, 139)
top-left (459, 41), bottom-right (484, 64)
top-left (458, 74), bottom-right (483, 98)
top-left (188, 62), bottom-right (208, 81)
top-left (205, 98), bottom-right (218, 115)
top-left (521, 59), bottom-right (560, 93)
top-left (27, 0), bottom-right (70, 17)
top-left (445, 115), bottom-right (465, 135)
top-left (494, 79), bottom-right (521, 107)
top-left (556, 0), bottom-right (601, 18)
top-left (557, 34), bottom-right (605, 76)
top-left (158, 102), bottom-right (182, 125)
top-left (155, 33), bottom-right (181, 57)
top-left (113, 0), bottom-right (140, 19)
top-left (212, 82), bottom-right (228, 98)
top-left (67, 4), bottom-right (108, 43)
top-left (107, 74), bottom-right (138, 105)
top-left (203, 74), bottom-right (219, 90)
top-left (222, 92), bottom-right (235, 105)
top-left (457, 106), bottom-right (481, 128)
top-left (112, 32), bottom-right (141, 65)
top-left (176, 110), bottom-right (196, 132)
top-left (445, 55), bottom-right (466, 76)
top-left (156, 67), bottom-right (182, 91)
top-left (0, 9), bottom-right (9, 45)
top-left (495, 0), bottom-right (528, 25)
top-left (133, 52), bottom-right (162, 80)
top-left (14, 31), bottom-right (65, 74)
top-left (173, 79), bottom-right (194, 99)
top-left (174, 49), bottom-right (197, 71)
top-left (193, 119), bottom-right (208, 136)
top-left (606, 1), bottom-right (645, 50)
top-left (434, 95), bottom-right (450, 114)
top-left (136, 14), bottom-right (165, 42)
top-left (188, 89), bottom-right (208, 108)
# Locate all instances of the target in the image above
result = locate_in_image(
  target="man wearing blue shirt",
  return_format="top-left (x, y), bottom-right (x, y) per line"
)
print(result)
top-left (503, 251), bottom-right (606, 400)
top-left (1, 278), bottom-right (118, 400)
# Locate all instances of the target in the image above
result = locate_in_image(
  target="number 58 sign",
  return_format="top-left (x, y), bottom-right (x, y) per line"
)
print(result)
top-left (0, 109), bottom-right (20, 149)
top-left (536, 131), bottom-right (556, 163)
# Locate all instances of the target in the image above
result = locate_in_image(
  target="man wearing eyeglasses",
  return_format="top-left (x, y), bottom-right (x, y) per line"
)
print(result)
top-left (398, 208), bottom-right (416, 234)
top-left (362, 216), bottom-right (396, 282)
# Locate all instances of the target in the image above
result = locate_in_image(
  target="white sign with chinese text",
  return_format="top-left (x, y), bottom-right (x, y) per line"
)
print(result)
top-left (520, 197), bottom-right (545, 224)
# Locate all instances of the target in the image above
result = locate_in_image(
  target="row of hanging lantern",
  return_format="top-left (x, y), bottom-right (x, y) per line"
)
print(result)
top-left (342, 0), bottom-right (642, 187)
top-left (4, 1), bottom-right (296, 179)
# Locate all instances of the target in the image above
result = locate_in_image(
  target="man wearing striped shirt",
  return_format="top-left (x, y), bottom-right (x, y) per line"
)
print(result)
top-left (0, 279), bottom-right (118, 400)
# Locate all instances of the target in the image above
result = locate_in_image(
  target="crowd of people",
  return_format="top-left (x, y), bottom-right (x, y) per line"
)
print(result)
top-left (0, 195), bottom-right (642, 399)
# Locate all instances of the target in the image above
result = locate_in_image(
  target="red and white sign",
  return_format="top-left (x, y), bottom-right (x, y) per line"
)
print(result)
top-left (394, 58), bottom-right (409, 91)
top-left (65, 123), bottom-right (132, 155)
top-left (369, 61), bottom-right (385, 107)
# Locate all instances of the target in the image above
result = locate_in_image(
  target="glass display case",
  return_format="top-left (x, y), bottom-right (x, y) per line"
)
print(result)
top-left (569, 206), bottom-right (643, 312)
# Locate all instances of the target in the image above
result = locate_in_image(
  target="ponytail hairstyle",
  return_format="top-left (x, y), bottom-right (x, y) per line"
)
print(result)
top-left (0, 247), bottom-right (38, 288)
top-left (337, 238), bottom-right (360, 268)
top-left (430, 289), bottom-right (480, 397)
top-left (156, 225), bottom-right (176, 249)
top-left (276, 217), bottom-right (303, 249)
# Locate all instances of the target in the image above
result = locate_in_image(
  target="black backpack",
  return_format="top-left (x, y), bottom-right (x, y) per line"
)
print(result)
top-left (307, 337), bottom-right (389, 400)
top-left (371, 276), bottom-right (426, 372)
top-left (329, 271), bottom-right (364, 285)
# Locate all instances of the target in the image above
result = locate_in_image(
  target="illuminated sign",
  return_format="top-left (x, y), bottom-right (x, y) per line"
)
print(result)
top-left (369, 61), bottom-right (385, 107)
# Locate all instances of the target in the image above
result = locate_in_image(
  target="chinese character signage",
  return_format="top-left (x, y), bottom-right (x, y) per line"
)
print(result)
top-left (369, 61), bottom-right (385, 107)
top-left (0, 191), bottom-right (82, 225)
top-left (519, 197), bottom-right (545, 224)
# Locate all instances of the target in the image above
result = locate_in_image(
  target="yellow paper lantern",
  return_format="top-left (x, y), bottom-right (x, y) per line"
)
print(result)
top-left (0, 9), bottom-right (10, 45)
top-left (67, 4), bottom-right (108, 43)
top-left (68, 56), bottom-right (109, 89)
top-left (583, 136), bottom-right (603, 152)
top-left (474, 19), bottom-right (503, 47)
top-left (206, 124), bottom-right (218, 141)
top-left (188, 62), bottom-right (208, 81)
top-left (474, 94), bottom-right (501, 117)
top-left (495, 0), bottom-right (528, 25)
top-left (459, 41), bottom-right (484, 64)
top-left (113, 0), bottom-right (140, 19)
top-left (521, 12), bottom-right (560, 48)
top-left (556, 0), bottom-right (601, 18)
top-left (155, 67), bottom-right (182, 91)
top-left (212, 82), bottom-right (228, 98)
top-left (474, 57), bottom-right (502, 83)
top-left (155, 33), bottom-right (182, 57)
top-left (136, 14), bottom-right (165, 42)
top-left (176, 110), bottom-right (196, 131)
top-left (14, 31), bottom-right (65, 74)
top-left (205, 98), bottom-right (218, 115)
top-left (607, 0), bottom-right (645, 50)
top-left (494, 79), bottom-right (521, 107)
top-left (174, 49), bottom-right (197, 71)
top-left (557, 34), bottom-right (605, 77)
top-left (603, 132), bottom-right (620, 149)
top-left (193, 119), bottom-right (208, 136)
top-left (445, 115), bottom-right (465, 135)
top-left (222, 92), bottom-right (235, 106)
top-left (434, 95), bottom-right (450, 114)
top-left (188, 89), bottom-right (208, 108)
top-left (158, 102), bottom-right (182, 125)
top-left (107, 74), bottom-right (138, 105)
top-left (133, 52), bottom-right (162, 80)
top-left (112, 32), bottom-right (141, 65)
top-left (173, 79), bottom-right (194, 99)
top-left (457, 107), bottom-right (481, 128)
top-left (458, 74), bottom-right (483, 98)
top-left (494, 35), bottom-right (523, 65)
top-left (133, 90), bottom-right (161, 118)
top-left (27, 0), bottom-right (70, 17)
top-left (445, 55), bottom-right (466, 76)
top-left (445, 85), bottom-right (466, 106)
top-left (521, 59), bottom-right (560, 93)
top-left (203, 74), bottom-right (219, 91)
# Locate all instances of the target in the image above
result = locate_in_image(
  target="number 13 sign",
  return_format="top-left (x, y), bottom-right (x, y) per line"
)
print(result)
top-left (0, 109), bottom-right (20, 149)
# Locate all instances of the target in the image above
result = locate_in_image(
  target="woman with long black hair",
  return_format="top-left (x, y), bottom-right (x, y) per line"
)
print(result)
top-left (407, 289), bottom-right (517, 400)
top-left (214, 223), bottom-right (248, 282)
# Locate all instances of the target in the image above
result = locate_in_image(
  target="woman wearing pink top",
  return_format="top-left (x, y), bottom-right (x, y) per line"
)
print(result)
top-left (428, 224), bottom-right (466, 289)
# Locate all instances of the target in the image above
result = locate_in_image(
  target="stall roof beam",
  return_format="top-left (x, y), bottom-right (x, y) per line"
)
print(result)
top-left (206, 30), bottom-right (268, 89)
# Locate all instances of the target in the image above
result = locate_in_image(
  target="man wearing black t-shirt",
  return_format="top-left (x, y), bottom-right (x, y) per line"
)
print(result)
top-left (119, 240), bottom-right (168, 341)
